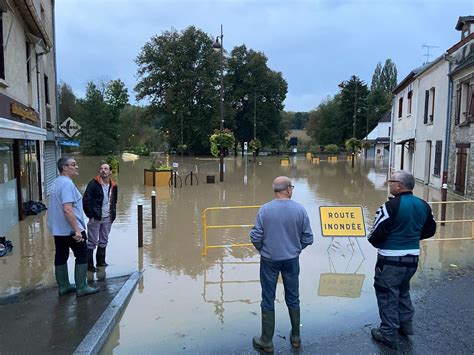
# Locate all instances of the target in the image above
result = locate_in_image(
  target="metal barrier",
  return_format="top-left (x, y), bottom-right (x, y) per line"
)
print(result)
top-left (202, 205), bottom-right (261, 256)
top-left (426, 200), bottom-right (474, 241)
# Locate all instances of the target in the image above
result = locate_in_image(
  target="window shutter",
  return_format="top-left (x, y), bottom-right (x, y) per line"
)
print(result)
top-left (455, 88), bottom-right (461, 124)
top-left (424, 90), bottom-right (429, 124)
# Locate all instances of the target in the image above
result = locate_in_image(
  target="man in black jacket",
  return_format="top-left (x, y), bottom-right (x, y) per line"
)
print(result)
top-left (83, 162), bottom-right (118, 272)
top-left (368, 170), bottom-right (436, 349)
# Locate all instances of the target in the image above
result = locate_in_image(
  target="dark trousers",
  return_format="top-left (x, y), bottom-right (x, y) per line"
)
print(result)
top-left (54, 231), bottom-right (87, 266)
top-left (260, 256), bottom-right (300, 311)
top-left (374, 255), bottom-right (418, 338)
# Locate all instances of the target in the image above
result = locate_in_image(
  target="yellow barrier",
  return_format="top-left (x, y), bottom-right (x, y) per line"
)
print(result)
top-left (312, 157), bottom-right (320, 164)
top-left (425, 200), bottom-right (474, 241)
top-left (202, 205), bottom-right (261, 256)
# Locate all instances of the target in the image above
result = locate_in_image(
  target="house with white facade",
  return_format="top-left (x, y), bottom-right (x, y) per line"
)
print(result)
top-left (0, 0), bottom-right (59, 236)
top-left (447, 16), bottom-right (474, 198)
top-left (390, 51), bottom-right (450, 189)
top-left (363, 111), bottom-right (391, 164)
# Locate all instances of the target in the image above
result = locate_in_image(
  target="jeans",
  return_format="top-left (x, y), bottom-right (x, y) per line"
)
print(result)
top-left (54, 231), bottom-right (87, 265)
top-left (260, 256), bottom-right (300, 311)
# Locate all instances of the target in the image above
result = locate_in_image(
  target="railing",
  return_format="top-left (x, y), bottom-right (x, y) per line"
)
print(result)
top-left (202, 205), bottom-right (261, 256)
top-left (426, 200), bottom-right (474, 241)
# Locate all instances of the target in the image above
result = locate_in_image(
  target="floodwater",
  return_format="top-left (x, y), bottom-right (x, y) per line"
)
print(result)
top-left (1, 155), bottom-right (473, 353)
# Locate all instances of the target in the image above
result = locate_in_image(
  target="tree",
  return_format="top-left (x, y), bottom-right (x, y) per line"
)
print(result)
top-left (76, 82), bottom-right (115, 155)
top-left (338, 75), bottom-right (369, 140)
top-left (57, 81), bottom-right (77, 123)
top-left (367, 59), bottom-right (398, 135)
top-left (104, 79), bottom-right (129, 146)
top-left (225, 45), bottom-right (288, 150)
top-left (310, 96), bottom-right (344, 145)
top-left (371, 59), bottom-right (397, 94)
top-left (135, 26), bottom-right (220, 154)
top-left (290, 112), bottom-right (309, 130)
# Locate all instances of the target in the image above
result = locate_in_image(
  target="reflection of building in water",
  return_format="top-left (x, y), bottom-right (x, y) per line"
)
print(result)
top-left (319, 241), bottom-right (366, 298)
top-left (202, 257), bottom-right (284, 324)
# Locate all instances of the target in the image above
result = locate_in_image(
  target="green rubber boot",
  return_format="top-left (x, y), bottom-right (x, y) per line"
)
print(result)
top-left (252, 309), bottom-right (275, 353)
top-left (55, 264), bottom-right (76, 296)
top-left (75, 264), bottom-right (100, 297)
top-left (289, 307), bottom-right (301, 348)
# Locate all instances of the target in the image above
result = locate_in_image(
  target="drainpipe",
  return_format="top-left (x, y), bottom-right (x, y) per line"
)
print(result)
top-left (441, 57), bottom-right (453, 226)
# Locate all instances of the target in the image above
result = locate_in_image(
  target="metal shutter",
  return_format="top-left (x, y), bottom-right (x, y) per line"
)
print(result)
top-left (44, 142), bottom-right (58, 196)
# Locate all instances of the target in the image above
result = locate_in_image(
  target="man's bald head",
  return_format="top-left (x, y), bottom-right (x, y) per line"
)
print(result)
top-left (273, 176), bottom-right (291, 192)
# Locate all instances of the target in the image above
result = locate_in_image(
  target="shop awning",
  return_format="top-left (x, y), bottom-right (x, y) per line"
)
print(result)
top-left (0, 117), bottom-right (47, 140)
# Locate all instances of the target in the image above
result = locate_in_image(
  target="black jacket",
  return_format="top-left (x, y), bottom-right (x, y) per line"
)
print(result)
top-left (83, 176), bottom-right (118, 222)
top-left (368, 191), bottom-right (436, 249)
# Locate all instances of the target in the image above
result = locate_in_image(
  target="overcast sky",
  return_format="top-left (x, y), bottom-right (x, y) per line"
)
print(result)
top-left (55, 0), bottom-right (473, 112)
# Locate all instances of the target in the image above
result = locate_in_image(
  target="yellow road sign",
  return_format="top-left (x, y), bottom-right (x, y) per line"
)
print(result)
top-left (319, 206), bottom-right (366, 237)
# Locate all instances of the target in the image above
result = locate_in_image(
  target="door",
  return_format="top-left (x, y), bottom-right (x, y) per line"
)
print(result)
top-left (455, 147), bottom-right (467, 194)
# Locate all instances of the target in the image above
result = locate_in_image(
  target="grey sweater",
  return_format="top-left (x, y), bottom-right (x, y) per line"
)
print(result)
top-left (250, 199), bottom-right (314, 261)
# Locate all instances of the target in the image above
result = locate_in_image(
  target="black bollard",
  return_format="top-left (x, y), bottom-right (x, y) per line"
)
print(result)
top-left (190, 171), bottom-right (193, 186)
top-left (151, 191), bottom-right (156, 229)
top-left (440, 183), bottom-right (447, 227)
top-left (174, 171), bottom-right (177, 188)
top-left (138, 199), bottom-right (143, 247)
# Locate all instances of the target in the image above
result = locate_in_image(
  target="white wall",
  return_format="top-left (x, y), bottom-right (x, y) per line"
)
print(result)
top-left (413, 60), bottom-right (449, 188)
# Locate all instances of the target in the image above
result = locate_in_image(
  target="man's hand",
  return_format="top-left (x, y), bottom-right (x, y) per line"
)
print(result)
top-left (72, 231), bottom-right (84, 242)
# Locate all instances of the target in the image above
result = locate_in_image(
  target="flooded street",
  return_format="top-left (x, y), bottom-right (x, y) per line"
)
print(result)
top-left (1, 155), bottom-right (473, 353)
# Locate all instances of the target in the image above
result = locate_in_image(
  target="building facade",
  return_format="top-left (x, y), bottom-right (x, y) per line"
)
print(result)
top-left (0, 0), bottom-right (59, 236)
top-left (447, 16), bottom-right (474, 198)
top-left (363, 111), bottom-right (391, 164)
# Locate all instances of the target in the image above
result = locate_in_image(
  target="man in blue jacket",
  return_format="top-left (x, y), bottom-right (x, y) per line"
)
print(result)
top-left (250, 176), bottom-right (313, 353)
top-left (368, 170), bottom-right (436, 349)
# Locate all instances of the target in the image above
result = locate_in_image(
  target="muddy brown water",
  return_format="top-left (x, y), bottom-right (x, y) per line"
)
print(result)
top-left (1, 155), bottom-right (472, 353)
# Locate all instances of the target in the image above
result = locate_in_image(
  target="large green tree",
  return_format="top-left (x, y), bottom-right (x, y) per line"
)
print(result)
top-left (105, 79), bottom-right (129, 146)
top-left (225, 45), bottom-right (288, 150)
top-left (367, 58), bottom-right (398, 136)
top-left (75, 82), bottom-right (115, 155)
top-left (338, 75), bottom-right (370, 141)
top-left (135, 26), bottom-right (220, 154)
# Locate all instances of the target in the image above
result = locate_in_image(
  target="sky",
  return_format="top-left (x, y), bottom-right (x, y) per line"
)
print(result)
top-left (55, 0), bottom-right (474, 112)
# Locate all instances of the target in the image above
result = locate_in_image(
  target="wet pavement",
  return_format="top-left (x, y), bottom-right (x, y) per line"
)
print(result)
top-left (0, 275), bottom-right (130, 354)
top-left (0, 155), bottom-right (473, 353)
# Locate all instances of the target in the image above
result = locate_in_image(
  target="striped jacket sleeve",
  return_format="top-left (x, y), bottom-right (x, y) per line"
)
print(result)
top-left (367, 197), bottom-right (398, 247)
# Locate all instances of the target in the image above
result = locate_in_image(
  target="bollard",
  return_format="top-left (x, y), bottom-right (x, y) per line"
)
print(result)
top-left (151, 191), bottom-right (156, 229)
top-left (174, 171), bottom-right (177, 188)
top-left (190, 171), bottom-right (193, 186)
top-left (440, 183), bottom-right (447, 227)
top-left (138, 199), bottom-right (143, 247)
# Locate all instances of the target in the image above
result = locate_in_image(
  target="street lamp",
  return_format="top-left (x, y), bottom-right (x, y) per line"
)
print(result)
top-left (244, 91), bottom-right (266, 162)
top-left (212, 25), bottom-right (225, 182)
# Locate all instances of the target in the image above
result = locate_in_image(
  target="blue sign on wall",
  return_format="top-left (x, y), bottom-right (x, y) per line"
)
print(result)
top-left (59, 140), bottom-right (80, 147)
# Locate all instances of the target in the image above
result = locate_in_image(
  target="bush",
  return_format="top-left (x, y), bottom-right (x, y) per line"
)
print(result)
top-left (324, 144), bottom-right (339, 154)
top-left (106, 155), bottom-right (120, 172)
top-left (134, 144), bottom-right (151, 156)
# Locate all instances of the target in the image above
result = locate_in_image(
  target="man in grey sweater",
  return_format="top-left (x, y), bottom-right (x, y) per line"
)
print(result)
top-left (250, 176), bottom-right (313, 353)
